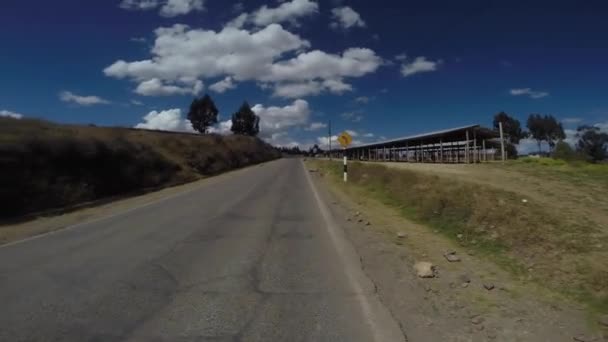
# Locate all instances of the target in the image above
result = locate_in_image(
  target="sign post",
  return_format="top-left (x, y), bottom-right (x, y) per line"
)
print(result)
top-left (337, 131), bottom-right (353, 183)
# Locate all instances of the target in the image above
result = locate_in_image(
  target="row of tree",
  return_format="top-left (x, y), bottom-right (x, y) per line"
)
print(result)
top-left (187, 94), bottom-right (260, 136)
top-left (493, 112), bottom-right (607, 162)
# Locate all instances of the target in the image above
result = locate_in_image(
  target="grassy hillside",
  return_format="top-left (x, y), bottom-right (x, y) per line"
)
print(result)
top-left (0, 117), bottom-right (279, 219)
top-left (309, 159), bottom-right (608, 314)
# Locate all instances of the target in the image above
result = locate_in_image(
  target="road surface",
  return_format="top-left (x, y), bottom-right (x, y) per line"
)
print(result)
top-left (0, 159), bottom-right (404, 341)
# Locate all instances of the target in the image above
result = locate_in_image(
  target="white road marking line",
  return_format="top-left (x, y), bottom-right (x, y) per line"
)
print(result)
top-left (301, 160), bottom-right (406, 342)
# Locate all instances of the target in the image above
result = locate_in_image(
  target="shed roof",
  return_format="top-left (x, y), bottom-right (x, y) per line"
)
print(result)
top-left (347, 124), bottom-right (500, 150)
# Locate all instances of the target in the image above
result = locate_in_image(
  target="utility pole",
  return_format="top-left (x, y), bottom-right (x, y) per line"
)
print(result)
top-left (328, 120), bottom-right (332, 160)
top-left (499, 122), bottom-right (506, 163)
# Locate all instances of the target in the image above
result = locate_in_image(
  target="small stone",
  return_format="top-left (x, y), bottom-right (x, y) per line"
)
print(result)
top-left (461, 282), bottom-right (469, 288)
top-left (471, 315), bottom-right (484, 325)
top-left (355, 211), bottom-right (361, 216)
top-left (459, 274), bottom-right (471, 283)
top-left (444, 251), bottom-right (461, 262)
top-left (484, 283), bottom-right (495, 291)
top-left (358, 218), bottom-right (364, 223)
top-left (365, 221), bottom-right (371, 226)
top-left (414, 261), bottom-right (435, 278)
top-left (457, 234), bottom-right (464, 239)
top-left (598, 315), bottom-right (608, 327)
top-left (397, 232), bottom-right (407, 239)
top-left (573, 335), bottom-right (594, 342)
top-left (471, 239), bottom-right (478, 245)
top-left (487, 331), bottom-right (497, 340)
top-left (522, 199), bottom-right (528, 203)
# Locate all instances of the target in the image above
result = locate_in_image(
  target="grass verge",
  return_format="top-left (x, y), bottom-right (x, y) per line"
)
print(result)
top-left (309, 159), bottom-right (608, 315)
top-left (1, 117), bottom-right (279, 219)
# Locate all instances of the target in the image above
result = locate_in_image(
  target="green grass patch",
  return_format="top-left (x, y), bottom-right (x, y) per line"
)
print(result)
top-left (311, 159), bottom-right (608, 315)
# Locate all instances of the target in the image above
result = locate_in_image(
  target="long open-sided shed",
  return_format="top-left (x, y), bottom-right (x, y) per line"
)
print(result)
top-left (342, 124), bottom-right (502, 163)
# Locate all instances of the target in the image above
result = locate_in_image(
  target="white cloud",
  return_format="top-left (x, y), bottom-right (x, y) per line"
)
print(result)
top-left (345, 129), bottom-right (358, 137)
top-left (363, 132), bottom-right (374, 138)
top-left (135, 78), bottom-right (203, 96)
top-left (130, 37), bottom-right (147, 43)
top-left (0, 110), bottom-right (24, 119)
top-left (330, 6), bottom-right (366, 30)
top-left (208, 119), bottom-right (233, 134)
top-left (105, 16), bottom-right (381, 99)
top-left (131, 99), bottom-right (144, 106)
top-left (250, 0), bottom-right (319, 28)
top-left (209, 77), bottom-right (237, 93)
top-left (595, 121), bottom-right (608, 132)
top-left (119, 0), bottom-right (205, 17)
top-left (510, 88), bottom-right (549, 99)
top-left (305, 122), bottom-right (327, 131)
top-left (135, 108), bottom-right (194, 132)
top-left (317, 135), bottom-right (338, 146)
top-left (400, 56), bottom-right (442, 77)
top-left (227, 0), bottom-right (318, 29)
top-left (252, 99), bottom-right (311, 138)
top-left (59, 91), bottom-right (110, 106)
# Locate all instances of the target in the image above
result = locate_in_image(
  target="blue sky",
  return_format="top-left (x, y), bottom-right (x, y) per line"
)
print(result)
top-left (1, 0), bottom-right (607, 150)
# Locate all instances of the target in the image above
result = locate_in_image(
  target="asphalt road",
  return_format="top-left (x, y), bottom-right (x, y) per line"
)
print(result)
top-left (0, 158), bottom-right (404, 342)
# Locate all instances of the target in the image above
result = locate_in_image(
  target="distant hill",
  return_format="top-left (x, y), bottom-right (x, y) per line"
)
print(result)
top-left (0, 117), bottom-right (280, 219)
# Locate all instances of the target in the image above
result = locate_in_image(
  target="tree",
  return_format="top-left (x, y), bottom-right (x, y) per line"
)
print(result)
top-left (553, 141), bottom-right (576, 161)
top-left (576, 125), bottom-right (608, 162)
top-left (526, 114), bottom-right (545, 154)
top-left (545, 115), bottom-right (566, 151)
top-left (187, 94), bottom-right (218, 134)
top-left (526, 114), bottom-right (565, 154)
top-left (493, 112), bottom-right (527, 144)
top-left (231, 101), bottom-right (260, 136)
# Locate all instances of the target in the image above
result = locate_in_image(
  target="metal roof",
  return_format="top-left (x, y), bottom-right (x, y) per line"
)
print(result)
top-left (347, 124), bottom-right (499, 150)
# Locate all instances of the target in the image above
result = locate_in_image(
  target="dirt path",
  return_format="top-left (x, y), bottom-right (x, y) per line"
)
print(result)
top-left (310, 167), bottom-right (607, 342)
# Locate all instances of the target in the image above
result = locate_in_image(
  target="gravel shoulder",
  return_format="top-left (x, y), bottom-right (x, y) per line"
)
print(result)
top-left (308, 166), bottom-right (607, 342)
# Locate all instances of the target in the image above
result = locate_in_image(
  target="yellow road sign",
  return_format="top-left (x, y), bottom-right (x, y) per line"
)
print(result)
top-left (338, 131), bottom-right (353, 147)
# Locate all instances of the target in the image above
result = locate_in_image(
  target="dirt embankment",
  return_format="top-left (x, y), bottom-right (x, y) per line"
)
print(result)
top-left (0, 118), bottom-right (280, 220)
top-left (308, 159), bottom-right (608, 319)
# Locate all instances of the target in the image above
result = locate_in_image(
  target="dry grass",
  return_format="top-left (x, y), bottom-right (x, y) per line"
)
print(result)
top-left (0, 118), bottom-right (279, 219)
top-left (310, 159), bottom-right (608, 314)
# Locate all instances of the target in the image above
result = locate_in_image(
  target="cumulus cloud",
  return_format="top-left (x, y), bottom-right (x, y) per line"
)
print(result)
top-left (252, 99), bottom-right (311, 138)
top-left (305, 122), bottom-right (327, 131)
top-left (227, 0), bottom-right (318, 29)
top-left (119, 0), bottom-right (205, 17)
top-left (209, 77), bottom-right (237, 93)
top-left (59, 91), bottom-right (110, 106)
top-left (400, 56), bottom-right (442, 77)
top-left (330, 6), bottom-right (366, 29)
top-left (0, 110), bottom-right (24, 119)
top-left (104, 24), bottom-right (381, 99)
top-left (208, 119), bottom-right (233, 134)
top-left (135, 108), bottom-right (194, 132)
top-left (135, 78), bottom-right (203, 96)
top-left (510, 88), bottom-right (549, 99)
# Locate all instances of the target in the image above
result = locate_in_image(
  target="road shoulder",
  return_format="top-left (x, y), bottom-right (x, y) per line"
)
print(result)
top-left (0, 161), bottom-right (275, 247)
top-left (306, 164), bottom-right (605, 342)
